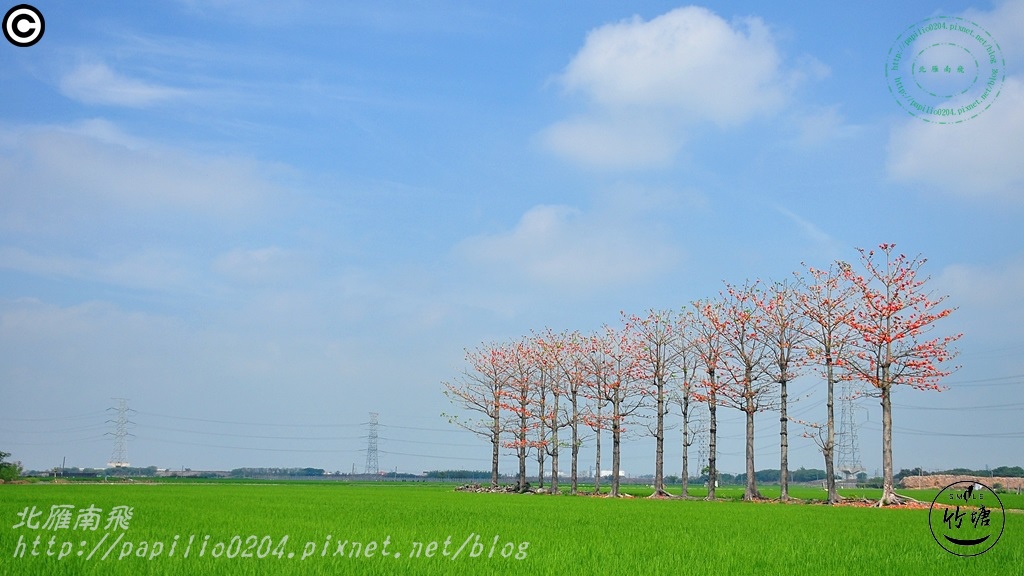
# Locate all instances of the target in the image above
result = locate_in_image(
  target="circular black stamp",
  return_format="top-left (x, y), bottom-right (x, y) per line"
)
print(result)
top-left (885, 16), bottom-right (1005, 123)
top-left (3, 4), bottom-right (45, 47)
top-left (928, 481), bottom-right (1005, 557)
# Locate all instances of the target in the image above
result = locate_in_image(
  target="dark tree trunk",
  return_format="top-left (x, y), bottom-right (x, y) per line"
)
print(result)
top-left (536, 449), bottom-right (544, 489)
top-left (707, 385), bottom-right (718, 500)
top-left (549, 389), bottom-right (560, 494)
top-left (879, 383), bottom-right (900, 505)
top-left (611, 396), bottom-right (622, 497)
top-left (517, 410), bottom-right (528, 491)
top-left (653, 380), bottom-right (667, 496)
top-left (594, 402), bottom-right (602, 494)
top-left (825, 356), bottom-right (840, 504)
top-left (681, 391), bottom-right (690, 497)
top-left (570, 390), bottom-right (580, 495)
top-left (779, 377), bottom-right (789, 501)
top-left (491, 410), bottom-right (500, 488)
top-left (743, 403), bottom-right (761, 500)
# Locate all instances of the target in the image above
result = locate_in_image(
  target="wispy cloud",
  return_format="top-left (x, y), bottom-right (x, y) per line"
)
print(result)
top-left (455, 193), bottom-right (681, 293)
top-left (0, 120), bottom-right (284, 237)
top-left (59, 62), bottom-right (188, 107)
top-left (775, 206), bottom-right (844, 260)
top-left (0, 247), bottom-right (196, 293)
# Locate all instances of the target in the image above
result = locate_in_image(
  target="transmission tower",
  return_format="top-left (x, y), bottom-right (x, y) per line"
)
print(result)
top-left (687, 405), bottom-right (708, 474)
top-left (364, 412), bottom-right (379, 475)
top-left (105, 398), bottom-right (135, 471)
top-left (836, 381), bottom-right (865, 481)
top-left (693, 408), bottom-right (709, 481)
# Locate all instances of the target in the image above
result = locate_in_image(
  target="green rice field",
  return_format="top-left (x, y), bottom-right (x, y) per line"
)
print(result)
top-left (1, 482), bottom-right (1020, 575)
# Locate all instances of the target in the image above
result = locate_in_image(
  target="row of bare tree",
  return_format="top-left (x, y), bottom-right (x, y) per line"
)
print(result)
top-left (443, 245), bottom-right (960, 505)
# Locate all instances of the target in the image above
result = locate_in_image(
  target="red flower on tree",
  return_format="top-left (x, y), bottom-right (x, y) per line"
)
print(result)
top-left (841, 244), bottom-right (961, 506)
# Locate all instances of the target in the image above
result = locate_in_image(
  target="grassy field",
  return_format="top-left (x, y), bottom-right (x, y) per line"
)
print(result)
top-left (1, 481), bottom-right (1019, 575)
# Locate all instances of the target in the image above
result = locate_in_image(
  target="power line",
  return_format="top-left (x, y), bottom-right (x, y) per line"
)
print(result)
top-left (136, 411), bottom-right (363, 428)
top-left (143, 424), bottom-right (365, 441)
top-left (861, 422), bottom-right (1024, 439)
top-left (138, 436), bottom-right (365, 454)
top-left (942, 374), bottom-right (1024, 387)
top-left (895, 402), bottom-right (1024, 412)
top-left (6, 411), bottom-right (108, 422)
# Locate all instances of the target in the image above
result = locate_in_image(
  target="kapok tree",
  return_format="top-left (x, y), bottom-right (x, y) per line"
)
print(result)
top-left (671, 308), bottom-right (701, 498)
top-left (581, 331), bottom-right (612, 494)
top-left (532, 328), bottom-right (570, 494)
top-left (527, 339), bottom-right (553, 490)
top-left (589, 325), bottom-right (647, 498)
top-left (548, 329), bottom-right (589, 495)
top-left (759, 279), bottom-right (806, 502)
top-left (691, 298), bottom-right (727, 500)
top-left (442, 342), bottom-right (512, 487)
top-left (715, 280), bottom-right (774, 501)
top-left (501, 337), bottom-right (545, 492)
top-left (841, 244), bottom-right (961, 506)
top-left (793, 262), bottom-right (857, 504)
top-left (623, 309), bottom-right (682, 498)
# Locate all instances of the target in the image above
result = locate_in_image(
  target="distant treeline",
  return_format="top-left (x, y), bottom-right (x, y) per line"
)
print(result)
top-left (231, 467), bottom-right (326, 477)
top-left (424, 470), bottom-right (497, 480)
top-left (21, 465), bottom-right (1024, 481)
top-left (684, 467), bottom-right (837, 485)
top-left (896, 466), bottom-right (1024, 478)
top-left (425, 468), bottom-right (836, 485)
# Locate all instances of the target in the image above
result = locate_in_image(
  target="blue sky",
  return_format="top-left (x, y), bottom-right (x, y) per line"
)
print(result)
top-left (2, 0), bottom-right (1022, 477)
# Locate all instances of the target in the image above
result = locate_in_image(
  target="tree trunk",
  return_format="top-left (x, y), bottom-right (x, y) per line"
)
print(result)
top-left (823, 442), bottom-right (837, 501)
top-left (490, 411), bottom-right (500, 488)
top-left (536, 449), bottom-right (545, 489)
top-left (536, 388), bottom-right (546, 489)
top-left (779, 377), bottom-right (789, 502)
top-left (743, 404), bottom-right (761, 500)
top-left (517, 411), bottom-right (528, 492)
top-left (879, 384), bottom-right (900, 505)
top-left (824, 357), bottom-right (839, 504)
top-left (594, 408), bottom-right (602, 495)
top-left (550, 416), bottom-right (559, 494)
top-left (652, 377), bottom-right (668, 497)
top-left (611, 396), bottom-right (622, 497)
top-left (681, 392), bottom-right (690, 498)
top-left (707, 387), bottom-right (718, 500)
top-left (570, 390), bottom-right (579, 495)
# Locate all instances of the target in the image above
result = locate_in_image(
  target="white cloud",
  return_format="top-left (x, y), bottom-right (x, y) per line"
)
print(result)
top-left (886, 77), bottom-right (1024, 202)
top-left (541, 6), bottom-right (812, 169)
top-left (456, 197), bottom-right (679, 292)
top-left (0, 247), bottom-right (196, 293)
top-left (541, 115), bottom-right (679, 170)
top-left (790, 105), bottom-right (860, 147)
top-left (559, 7), bottom-right (786, 122)
top-left (936, 257), bottom-right (1024, 372)
top-left (938, 258), bottom-right (1024, 313)
top-left (776, 207), bottom-right (836, 248)
top-left (0, 120), bottom-right (283, 237)
top-left (60, 62), bottom-right (187, 107)
top-left (962, 0), bottom-right (1024, 74)
top-left (213, 247), bottom-right (308, 286)
top-left (884, 2), bottom-right (1024, 202)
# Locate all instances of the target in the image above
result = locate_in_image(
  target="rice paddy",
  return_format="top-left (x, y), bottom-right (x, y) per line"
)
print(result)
top-left (1, 481), bottom-right (1020, 575)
